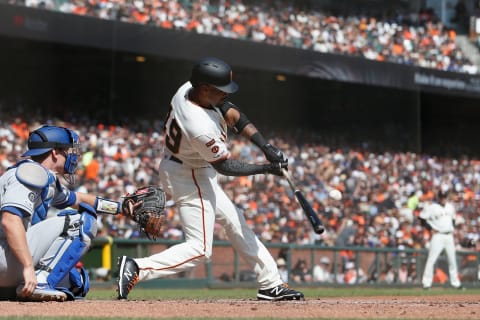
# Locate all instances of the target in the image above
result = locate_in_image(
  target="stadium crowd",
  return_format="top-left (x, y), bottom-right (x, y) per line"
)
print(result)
top-left (0, 115), bottom-right (479, 256)
top-left (5, 0), bottom-right (478, 74)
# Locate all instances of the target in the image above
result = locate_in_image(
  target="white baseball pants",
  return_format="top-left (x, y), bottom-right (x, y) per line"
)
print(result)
top-left (422, 232), bottom-right (461, 288)
top-left (134, 159), bottom-right (282, 290)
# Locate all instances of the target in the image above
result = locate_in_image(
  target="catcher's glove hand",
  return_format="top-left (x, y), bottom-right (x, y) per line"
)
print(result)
top-left (460, 237), bottom-right (476, 248)
top-left (122, 186), bottom-right (166, 240)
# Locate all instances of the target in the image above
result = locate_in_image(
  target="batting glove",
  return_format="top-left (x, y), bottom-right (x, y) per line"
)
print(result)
top-left (262, 143), bottom-right (286, 163)
top-left (264, 160), bottom-right (288, 176)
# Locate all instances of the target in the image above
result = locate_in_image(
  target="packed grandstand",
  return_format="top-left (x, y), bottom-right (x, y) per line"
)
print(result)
top-left (4, 0), bottom-right (479, 74)
top-left (1, 115), bottom-right (478, 255)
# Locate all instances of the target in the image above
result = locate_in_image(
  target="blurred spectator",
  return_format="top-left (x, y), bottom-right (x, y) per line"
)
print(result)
top-left (82, 153), bottom-right (101, 183)
top-left (8, 0), bottom-right (479, 74)
top-left (291, 259), bottom-right (312, 283)
top-left (312, 256), bottom-right (333, 283)
top-left (344, 261), bottom-right (368, 284)
top-left (0, 109), bottom-right (477, 266)
top-left (276, 258), bottom-right (289, 283)
top-left (395, 259), bottom-right (410, 283)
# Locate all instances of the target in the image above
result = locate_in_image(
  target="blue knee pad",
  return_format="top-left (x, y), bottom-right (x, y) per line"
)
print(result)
top-left (47, 203), bottom-right (97, 291)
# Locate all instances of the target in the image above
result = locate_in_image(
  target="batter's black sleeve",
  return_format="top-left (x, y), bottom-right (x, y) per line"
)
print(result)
top-left (212, 159), bottom-right (285, 176)
top-left (218, 101), bottom-right (251, 133)
top-left (212, 159), bottom-right (267, 176)
top-left (418, 217), bottom-right (432, 231)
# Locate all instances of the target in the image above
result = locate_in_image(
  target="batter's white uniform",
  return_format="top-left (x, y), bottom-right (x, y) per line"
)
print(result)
top-left (420, 200), bottom-right (461, 288)
top-left (134, 82), bottom-right (283, 289)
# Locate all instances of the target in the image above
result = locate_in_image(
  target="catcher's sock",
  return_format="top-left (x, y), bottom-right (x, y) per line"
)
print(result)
top-left (257, 284), bottom-right (304, 301)
top-left (16, 283), bottom-right (67, 302)
top-left (117, 256), bottom-right (139, 300)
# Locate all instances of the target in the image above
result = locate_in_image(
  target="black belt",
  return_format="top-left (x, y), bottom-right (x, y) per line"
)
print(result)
top-left (434, 230), bottom-right (452, 235)
top-left (169, 155), bottom-right (183, 164)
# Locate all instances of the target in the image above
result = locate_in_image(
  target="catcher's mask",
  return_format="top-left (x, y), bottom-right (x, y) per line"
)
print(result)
top-left (190, 57), bottom-right (238, 93)
top-left (22, 125), bottom-right (80, 184)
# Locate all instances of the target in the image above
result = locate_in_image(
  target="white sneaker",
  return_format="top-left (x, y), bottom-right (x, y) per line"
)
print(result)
top-left (16, 283), bottom-right (67, 302)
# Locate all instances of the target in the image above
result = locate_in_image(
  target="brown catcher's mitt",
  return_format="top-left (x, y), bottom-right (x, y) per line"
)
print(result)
top-left (122, 186), bottom-right (166, 239)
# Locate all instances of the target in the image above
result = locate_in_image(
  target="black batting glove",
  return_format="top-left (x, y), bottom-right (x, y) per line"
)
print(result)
top-left (263, 159), bottom-right (288, 176)
top-left (261, 143), bottom-right (286, 163)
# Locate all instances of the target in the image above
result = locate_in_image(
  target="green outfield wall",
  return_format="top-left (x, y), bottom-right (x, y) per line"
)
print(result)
top-left (85, 237), bottom-right (479, 289)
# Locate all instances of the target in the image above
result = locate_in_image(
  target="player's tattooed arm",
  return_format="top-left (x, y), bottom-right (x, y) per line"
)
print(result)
top-left (212, 159), bottom-right (280, 176)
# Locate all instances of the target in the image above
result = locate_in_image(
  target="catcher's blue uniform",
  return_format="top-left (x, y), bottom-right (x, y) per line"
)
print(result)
top-left (0, 129), bottom-right (97, 300)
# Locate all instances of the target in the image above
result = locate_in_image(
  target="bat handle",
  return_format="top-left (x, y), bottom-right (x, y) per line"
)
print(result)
top-left (281, 168), bottom-right (296, 190)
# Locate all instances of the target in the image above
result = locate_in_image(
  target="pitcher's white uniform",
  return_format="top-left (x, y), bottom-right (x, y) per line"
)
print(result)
top-left (133, 82), bottom-right (283, 289)
top-left (420, 200), bottom-right (461, 288)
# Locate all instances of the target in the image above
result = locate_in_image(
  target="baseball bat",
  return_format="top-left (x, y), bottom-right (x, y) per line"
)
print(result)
top-left (281, 169), bottom-right (325, 234)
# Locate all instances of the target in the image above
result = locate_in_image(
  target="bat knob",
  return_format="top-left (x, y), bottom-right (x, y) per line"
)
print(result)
top-left (315, 226), bottom-right (325, 234)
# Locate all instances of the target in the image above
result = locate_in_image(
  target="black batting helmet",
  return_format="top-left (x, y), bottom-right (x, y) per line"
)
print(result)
top-left (190, 57), bottom-right (238, 93)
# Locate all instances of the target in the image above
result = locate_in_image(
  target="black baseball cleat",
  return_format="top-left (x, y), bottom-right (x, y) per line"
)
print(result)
top-left (117, 256), bottom-right (140, 300)
top-left (257, 284), bottom-right (304, 301)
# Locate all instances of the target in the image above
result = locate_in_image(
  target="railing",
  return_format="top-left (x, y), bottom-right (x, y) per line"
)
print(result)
top-left (85, 238), bottom-right (480, 288)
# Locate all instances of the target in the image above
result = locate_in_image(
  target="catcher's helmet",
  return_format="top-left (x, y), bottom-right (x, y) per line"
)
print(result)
top-left (22, 125), bottom-right (80, 176)
top-left (190, 57), bottom-right (238, 93)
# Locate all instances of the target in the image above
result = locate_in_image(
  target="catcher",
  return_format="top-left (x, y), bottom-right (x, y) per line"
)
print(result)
top-left (0, 125), bottom-right (125, 302)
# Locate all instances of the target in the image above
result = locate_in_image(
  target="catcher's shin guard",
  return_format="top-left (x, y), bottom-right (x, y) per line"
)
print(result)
top-left (55, 266), bottom-right (91, 300)
top-left (117, 256), bottom-right (139, 300)
top-left (42, 205), bottom-right (97, 290)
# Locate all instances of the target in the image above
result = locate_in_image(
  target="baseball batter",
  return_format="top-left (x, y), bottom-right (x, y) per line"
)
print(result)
top-left (0, 125), bottom-right (122, 301)
top-left (419, 190), bottom-right (462, 289)
top-left (118, 57), bottom-right (304, 301)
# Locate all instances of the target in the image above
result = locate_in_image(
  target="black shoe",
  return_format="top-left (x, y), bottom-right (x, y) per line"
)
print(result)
top-left (117, 256), bottom-right (139, 300)
top-left (257, 284), bottom-right (304, 301)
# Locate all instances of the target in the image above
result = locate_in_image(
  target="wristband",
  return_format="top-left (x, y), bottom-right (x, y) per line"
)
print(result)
top-left (250, 132), bottom-right (268, 148)
top-left (94, 196), bottom-right (121, 215)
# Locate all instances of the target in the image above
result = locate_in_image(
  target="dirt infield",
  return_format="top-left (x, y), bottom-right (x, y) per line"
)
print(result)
top-left (0, 295), bottom-right (479, 319)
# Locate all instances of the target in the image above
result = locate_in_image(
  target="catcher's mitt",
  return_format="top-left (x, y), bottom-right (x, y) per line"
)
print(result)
top-left (122, 186), bottom-right (166, 239)
top-left (460, 237), bottom-right (476, 248)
